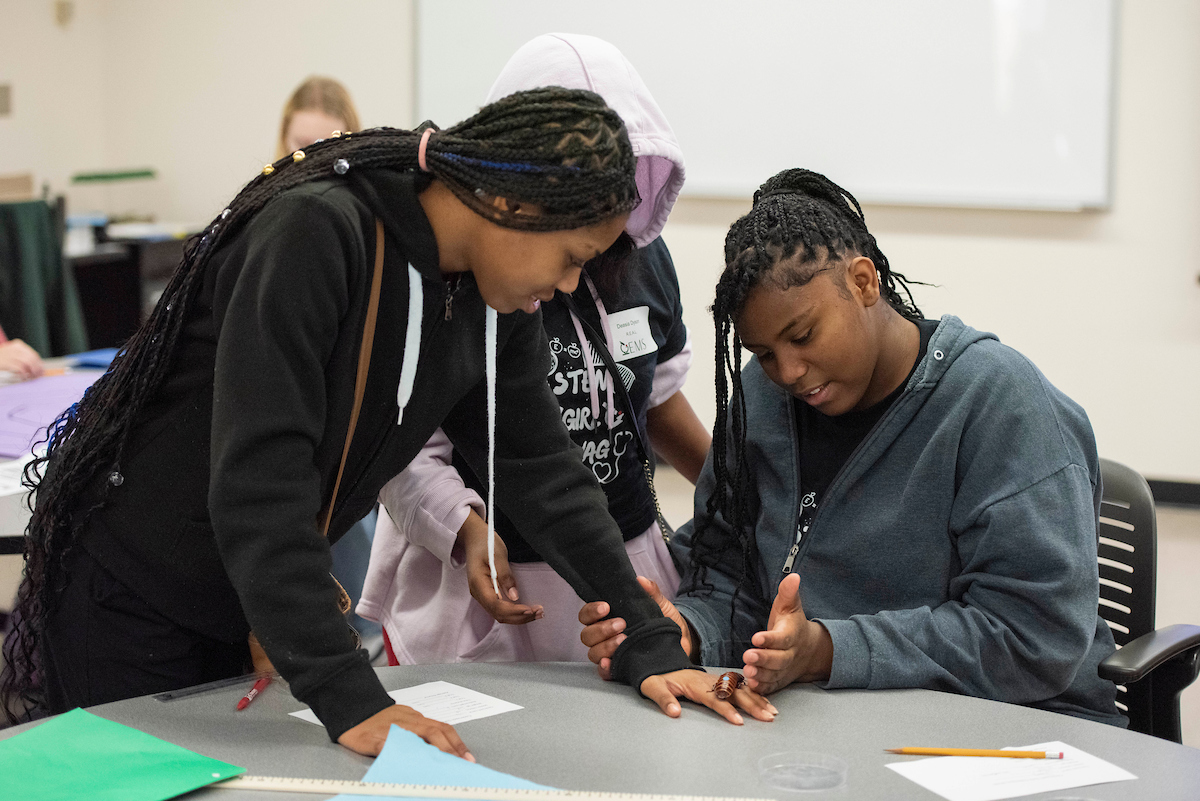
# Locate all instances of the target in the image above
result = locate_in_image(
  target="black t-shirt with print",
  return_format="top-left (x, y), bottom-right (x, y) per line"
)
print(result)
top-left (452, 237), bottom-right (689, 562)
top-left (790, 318), bottom-right (939, 559)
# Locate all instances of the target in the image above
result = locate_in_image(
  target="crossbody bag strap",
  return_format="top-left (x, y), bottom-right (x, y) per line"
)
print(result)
top-left (319, 217), bottom-right (386, 538)
top-left (247, 218), bottom-right (386, 673)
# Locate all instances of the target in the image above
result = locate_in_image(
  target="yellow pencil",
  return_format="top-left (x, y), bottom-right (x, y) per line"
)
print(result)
top-left (885, 748), bottom-right (1064, 759)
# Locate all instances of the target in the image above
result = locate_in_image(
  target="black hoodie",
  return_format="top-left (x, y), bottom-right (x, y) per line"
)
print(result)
top-left (78, 168), bottom-right (690, 740)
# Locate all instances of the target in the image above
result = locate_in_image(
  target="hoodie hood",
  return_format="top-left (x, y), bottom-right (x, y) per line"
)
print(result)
top-left (485, 33), bottom-right (685, 248)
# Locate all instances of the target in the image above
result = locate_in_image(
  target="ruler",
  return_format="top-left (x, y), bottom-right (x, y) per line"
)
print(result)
top-left (212, 775), bottom-right (768, 801)
top-left (153, 673), bottom-right (277, 702)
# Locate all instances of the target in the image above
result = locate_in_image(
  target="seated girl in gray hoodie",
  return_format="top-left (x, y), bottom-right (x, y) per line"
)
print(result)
top-left (581, 168), bottom-right (1124, 726)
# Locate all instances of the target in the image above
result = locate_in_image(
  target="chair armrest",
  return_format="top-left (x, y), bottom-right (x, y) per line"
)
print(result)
top-left (1099, 624), bottom-right (1200, 684)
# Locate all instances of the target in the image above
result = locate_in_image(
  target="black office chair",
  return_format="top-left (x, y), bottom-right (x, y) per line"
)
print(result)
top-left (1095, 458), bottom-right (1200, 742)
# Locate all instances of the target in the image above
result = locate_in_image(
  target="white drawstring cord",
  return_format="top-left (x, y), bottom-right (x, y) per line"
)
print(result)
top-left (485, 305), bottom-right (500, 598)
top-left (396, 264), bottom-right (423, 425)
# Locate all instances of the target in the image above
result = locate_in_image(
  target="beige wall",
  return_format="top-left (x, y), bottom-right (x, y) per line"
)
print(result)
top-left (0, 0), bottom-right (109, 207)
top-left (5, 1), bottom-right (1197, 482)
top-left (0, 0), bottom-right (414, 223)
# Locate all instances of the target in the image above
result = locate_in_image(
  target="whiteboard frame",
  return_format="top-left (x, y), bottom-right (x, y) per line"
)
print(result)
top-left (415, 0), bottom-right (1118, 211)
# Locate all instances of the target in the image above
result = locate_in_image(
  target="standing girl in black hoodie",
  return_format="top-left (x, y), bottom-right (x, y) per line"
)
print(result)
top-left (2, 89), bottom-right (695, 757)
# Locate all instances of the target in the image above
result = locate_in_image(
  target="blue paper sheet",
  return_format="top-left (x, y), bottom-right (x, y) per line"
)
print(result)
top-left (334, 725), bottom-right (554, 800)
top-left (70, 347), bottom-right (120, 369)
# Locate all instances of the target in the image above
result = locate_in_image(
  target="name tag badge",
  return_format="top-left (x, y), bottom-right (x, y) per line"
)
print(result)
top-left (608, 306), bottom-right (657, 363)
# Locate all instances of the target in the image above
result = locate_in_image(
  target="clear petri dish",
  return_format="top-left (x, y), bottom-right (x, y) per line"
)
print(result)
top-left (757, 751), bottom-right (849, 792)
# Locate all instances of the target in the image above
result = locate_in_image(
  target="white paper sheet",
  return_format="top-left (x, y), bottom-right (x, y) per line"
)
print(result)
top-left (885, 741), bottom-right (1137, 801)
top-left (290, 681), bottom-right (523, 727)
top-left (0, 450), bottom-right (40, 497)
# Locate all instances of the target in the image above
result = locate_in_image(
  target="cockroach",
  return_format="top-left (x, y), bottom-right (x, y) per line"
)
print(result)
top-left (713, 671), bottom-right (745, 700)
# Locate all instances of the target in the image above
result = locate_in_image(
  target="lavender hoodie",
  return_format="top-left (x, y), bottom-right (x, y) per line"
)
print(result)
top-left (357, 34), bottom-right (690, 662)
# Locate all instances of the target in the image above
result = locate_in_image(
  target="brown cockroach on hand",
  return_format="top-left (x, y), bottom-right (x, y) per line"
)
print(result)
top-left (712, 671), bottom-right (745, 700)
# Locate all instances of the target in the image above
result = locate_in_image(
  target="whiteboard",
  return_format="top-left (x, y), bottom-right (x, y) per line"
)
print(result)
top-left (417, 0), bottom-right (1116, 211)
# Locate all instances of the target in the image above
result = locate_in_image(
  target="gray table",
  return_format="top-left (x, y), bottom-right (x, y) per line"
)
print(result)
top-left (3, 662), bottom-right (1198, 800)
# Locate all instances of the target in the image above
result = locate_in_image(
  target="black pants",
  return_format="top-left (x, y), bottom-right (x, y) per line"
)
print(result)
top-left (41, 546), bottom-right (250, 712)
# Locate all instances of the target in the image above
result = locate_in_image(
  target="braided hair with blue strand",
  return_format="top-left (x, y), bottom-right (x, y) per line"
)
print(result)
top-left (692, 168), bottom-right (924, 629)
top-left (1, 87), bottom-right (639, 724)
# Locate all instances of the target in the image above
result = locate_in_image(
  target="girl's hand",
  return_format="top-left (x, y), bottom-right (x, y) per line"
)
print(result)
top-left (579, 576), bottom-right (693, 680)
top-left (337, 703), bottom-right (474, 759)
top-left (0, 339), bottom-right (44, 380)
top-left (639, 669), bottom-right (778, 725)
top-left (741, 573), bottom-right (833, 694)
top-left (458, 510), bottom-right (544, 624)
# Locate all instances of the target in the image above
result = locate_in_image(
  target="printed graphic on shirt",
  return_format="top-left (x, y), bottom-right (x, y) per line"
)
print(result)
top-left (784, 491), bottom-right (818, 575)
top-left (548, 334), bottom-right (637, 485)
top-left (797, 491), bottom-right (817, 542)
top-left (608, 306), bottom-right (659, 364)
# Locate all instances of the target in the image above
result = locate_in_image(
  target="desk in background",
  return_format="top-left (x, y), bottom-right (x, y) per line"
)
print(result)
top-left (2, 662), bottom-right (1197, 800)
top-left (67, 223), bottom-right (193, 349)
top-left (0, 359), bottom-right (105, 610)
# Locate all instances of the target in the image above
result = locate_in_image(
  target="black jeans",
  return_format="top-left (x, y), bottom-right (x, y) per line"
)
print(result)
top-left (41, 546), bottom-right (250, 712)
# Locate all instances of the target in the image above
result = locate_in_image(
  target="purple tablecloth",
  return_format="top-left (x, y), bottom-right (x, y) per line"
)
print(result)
top-left (0, 371), bottom-right (103, 458)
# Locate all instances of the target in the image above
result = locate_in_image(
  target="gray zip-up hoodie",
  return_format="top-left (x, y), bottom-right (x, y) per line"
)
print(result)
top-left (673, 315), bottom-right (1123, 725)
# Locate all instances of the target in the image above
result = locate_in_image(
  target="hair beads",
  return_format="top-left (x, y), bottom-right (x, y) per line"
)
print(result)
top-left (2, 87), bottom-right (639, 726)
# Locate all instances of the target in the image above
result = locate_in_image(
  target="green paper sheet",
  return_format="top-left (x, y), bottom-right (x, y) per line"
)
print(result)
top-left (0, 707), bottom-right (244, 801)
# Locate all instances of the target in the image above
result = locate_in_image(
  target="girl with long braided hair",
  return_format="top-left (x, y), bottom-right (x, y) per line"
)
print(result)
top-left (2, 88), bottom-right (698, 755)
top-left (582, 168), bottom-right (1123, 725)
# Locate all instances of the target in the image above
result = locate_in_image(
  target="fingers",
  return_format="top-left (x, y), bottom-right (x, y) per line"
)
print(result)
top-left (580, 614), bottom-right (624, 648)
top-left (596, 656), bottom-right (613, 682)
top-left (742, 650), bottom-right (792, 695)
top-left (637, 576), bottom-right (665, 604)
top-left (582, 621), bottom-right (625, 666)
top-left (497, 565), bottom-right (520, 603)
top-left (635, 576), bottom-right (693, 659)
top-left (482, 598), bottom-right (543, 625)
top-left (491, 539), bottom-right (522, 605)
top-left (415, 718), bottom-right (474, 762)
top-left (731, 685), bottom-right (779, 722)
top-left (750, 627), bottom-right (795, 650)
top-left (463, 534), bottom-right (542, 624)
top-left (663, 671), bottom-right (750, 725)
top-left (586, 632), bottom-right (625, 667)
top-left (743, 646), bottom-right (792, 671)
top-left (0, 341), bottom-right (42, 380)
top-left (578, 600), bottom-right (609, 626)
top-left (766, 573), bottom-right (803, 629)
top-left (639, 675), bottom-right (682, 718)
top-left (467, 570), bottom-right (542, 624)
top-left (677, 673), bottom-right (750, 725)
top-left (637, 576), bottom-right (679, 623)
top-left (638, 671), bottom-right (779, 725)
top-left (338, 705), bottom-right (475, 762)
top-left (581, 613), bottom-right (625, 667)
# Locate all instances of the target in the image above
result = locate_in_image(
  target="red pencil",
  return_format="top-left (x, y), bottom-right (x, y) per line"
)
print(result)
top-left (236, 675), bottom-right (272, 711)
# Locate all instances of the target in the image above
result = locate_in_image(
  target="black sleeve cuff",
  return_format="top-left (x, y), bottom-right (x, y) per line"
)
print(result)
top-left (298, 658), bottom-right (395, 743)
top-left (609, 617), bottom-right (702, 693)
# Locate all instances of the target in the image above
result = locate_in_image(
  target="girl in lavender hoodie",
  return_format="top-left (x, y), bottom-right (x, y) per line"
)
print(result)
top-left (357, 35), bottom-right (712, 666)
